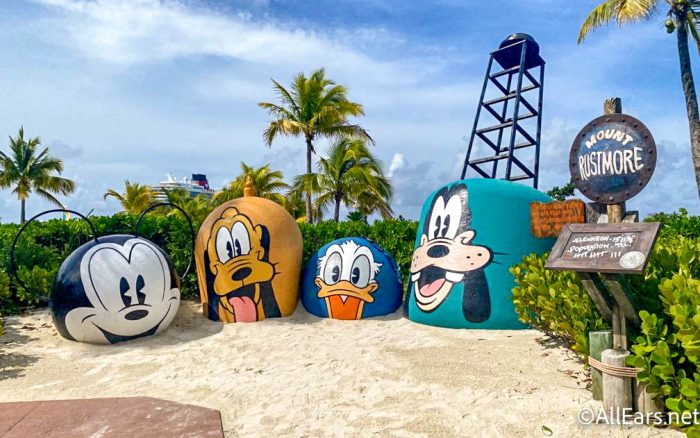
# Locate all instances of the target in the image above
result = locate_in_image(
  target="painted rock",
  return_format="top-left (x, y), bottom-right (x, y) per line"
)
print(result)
top-left (301, 237), bottom-right (402, 320)
top-left (51, 235), bottom-right (181, 344)
top-left (405, 178), bottom-right (555, 329)
top-left (195, 195), bottom-right (302, 323)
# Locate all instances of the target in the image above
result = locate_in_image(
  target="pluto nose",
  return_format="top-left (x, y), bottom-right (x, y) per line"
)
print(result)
top-left (427, 244), bottom-right (450, 258)
top-left (232, 267), bottom-right (252, 281)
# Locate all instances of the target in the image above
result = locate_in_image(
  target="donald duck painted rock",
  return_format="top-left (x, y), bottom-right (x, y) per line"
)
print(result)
top-left (301, 237), bottom-right (402, 320)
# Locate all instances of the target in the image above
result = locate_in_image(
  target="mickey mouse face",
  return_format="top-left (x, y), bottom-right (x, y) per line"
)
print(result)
top-left (52, 236), bottom-right (180, 344)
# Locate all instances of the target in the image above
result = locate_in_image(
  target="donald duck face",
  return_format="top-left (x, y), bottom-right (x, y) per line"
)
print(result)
top-left (315, 241), bottom-right (382, 320)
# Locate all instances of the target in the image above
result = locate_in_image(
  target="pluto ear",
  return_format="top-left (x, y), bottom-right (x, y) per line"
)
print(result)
top-left (221, 207), bottom-right (239, 218)
top-left (202, 249), bottom-right (219, 321)
top-left (257, 225), bottom-right (271, 261)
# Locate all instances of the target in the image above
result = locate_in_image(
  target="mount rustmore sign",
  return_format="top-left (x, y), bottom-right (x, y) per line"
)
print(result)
top-left (570, 113), bottom-right (656, 204)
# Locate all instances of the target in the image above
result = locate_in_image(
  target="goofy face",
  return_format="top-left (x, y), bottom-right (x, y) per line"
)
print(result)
top-left (315, 241), bottom-right (382, 320)
top-left (206, 207), bottom-right (279, 322)
top-left (63, 237), bottom-right (180, 344)
top-left (410, 183), bottom-right (492, 316)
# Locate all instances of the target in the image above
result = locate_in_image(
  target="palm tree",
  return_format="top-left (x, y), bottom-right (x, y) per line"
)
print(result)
top-left (258, 68), bottom-right (373, 222)
top-left (579, 0), bottom-right (700, 198)
top-left (212, 162), bottom-right (290, 206)
top-left (291, 137), bottom-right (393, 222)
top-left (0, 127), bottom-right (75, 224)
top-left (104, 180), bottom-right (154, 214)
top-left (164, 188), bottom-right (213, 225)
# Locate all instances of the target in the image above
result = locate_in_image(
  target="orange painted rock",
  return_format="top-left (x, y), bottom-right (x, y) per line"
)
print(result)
top-left (194, 194), bottom-right (302, 323)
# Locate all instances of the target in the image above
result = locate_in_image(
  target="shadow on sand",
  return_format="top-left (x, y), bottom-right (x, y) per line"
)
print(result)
top-left (0, 317), bottom-right (41, 381)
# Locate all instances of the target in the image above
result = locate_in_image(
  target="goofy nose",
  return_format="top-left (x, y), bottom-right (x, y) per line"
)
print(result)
top-left (232, 267), bottom-right (252, 281)
top-left (427, 245), bottom-right (450, 258)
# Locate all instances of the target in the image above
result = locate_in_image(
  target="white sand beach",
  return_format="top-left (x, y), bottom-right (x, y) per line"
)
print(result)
top-left (0, 301), bottom-right (683, 437)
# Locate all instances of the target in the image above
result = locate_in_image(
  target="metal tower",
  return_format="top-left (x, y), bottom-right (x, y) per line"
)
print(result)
top-left (460, 33), bottom-right (545, 188)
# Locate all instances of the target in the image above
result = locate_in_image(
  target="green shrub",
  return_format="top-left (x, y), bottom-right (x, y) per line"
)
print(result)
top-left (0, 215), bottom-right (418, 316)
top-left (646, 208), bottom-right (700, 239)
top-left (510, 253), bottom-right (609, 356)
top-left (511, 206), bottom-right (700, 435)
top-left (627, 237), bottom-right (700, 433)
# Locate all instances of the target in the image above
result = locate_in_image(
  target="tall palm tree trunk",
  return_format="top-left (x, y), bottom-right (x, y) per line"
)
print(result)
top-left (305, 137), bottom-right (314, 223)
top-left (334, 193), bottom-right (342, 222)
top-left (20, 198), bottom-right (26, 224)
top-left (676, 11), bottom-right (700, 199)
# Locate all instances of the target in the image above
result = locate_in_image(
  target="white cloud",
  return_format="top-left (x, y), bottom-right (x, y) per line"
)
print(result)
top-left (387, 153), bottom-right (405, 177)
top-left (34, 0), bottom-right (416, 85)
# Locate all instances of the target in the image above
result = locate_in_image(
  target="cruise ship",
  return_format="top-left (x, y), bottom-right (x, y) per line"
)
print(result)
top-left (153, 173), bottom-right (216, 202)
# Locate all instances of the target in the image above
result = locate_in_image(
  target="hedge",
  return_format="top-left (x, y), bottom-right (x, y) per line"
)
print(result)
top-left (510, 210), bottom-right (700, 433)
top-left (0, 214), bottom-right (418, 317)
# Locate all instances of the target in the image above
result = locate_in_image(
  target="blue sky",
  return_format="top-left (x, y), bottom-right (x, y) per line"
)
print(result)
top-left (0, 0), bottom-right (697, 222)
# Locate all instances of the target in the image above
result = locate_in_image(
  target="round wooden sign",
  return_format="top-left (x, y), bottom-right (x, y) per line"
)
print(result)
top-left (569, 113), bottom-right (656, 204)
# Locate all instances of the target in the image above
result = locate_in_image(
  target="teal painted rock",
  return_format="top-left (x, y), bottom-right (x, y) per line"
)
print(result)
top-left (405, 179), bottom-right (555, 329)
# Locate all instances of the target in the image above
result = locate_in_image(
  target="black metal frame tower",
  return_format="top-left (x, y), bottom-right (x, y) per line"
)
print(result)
top-left (460, 34), bottom-right (545, 188)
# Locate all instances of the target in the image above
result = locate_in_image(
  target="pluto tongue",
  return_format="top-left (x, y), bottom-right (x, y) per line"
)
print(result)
top-left (229, 296), bottom-right (257, 322)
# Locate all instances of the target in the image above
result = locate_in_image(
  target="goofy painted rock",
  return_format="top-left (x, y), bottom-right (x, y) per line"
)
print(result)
top-left (301, 238), bottom-right (402, 320)
top-left (405, 178), bottom-right (555, 329)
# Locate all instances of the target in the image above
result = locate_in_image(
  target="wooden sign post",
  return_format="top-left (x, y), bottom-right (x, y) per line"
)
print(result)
top-left (547, 98), bottom-right (660, 416)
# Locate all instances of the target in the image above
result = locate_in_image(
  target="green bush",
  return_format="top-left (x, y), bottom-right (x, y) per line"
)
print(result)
top-left (646, 208), bottom-right (700, 239)
top-left (511, 208), bottom-right (700, 434)
top-left (626, 236), bottom-right (700, 433)
top-left (510, 253), bottom-right (609, 356)
top-left (0, 215), bottom-right (418, 316)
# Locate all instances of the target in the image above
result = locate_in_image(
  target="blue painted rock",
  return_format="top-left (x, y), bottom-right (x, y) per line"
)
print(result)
top-left (51, 235), bottom-right (181, 344)
top-left (302, 238), bottom-right (402, 320)
top-left (405, 179), bottom-right (555, 329)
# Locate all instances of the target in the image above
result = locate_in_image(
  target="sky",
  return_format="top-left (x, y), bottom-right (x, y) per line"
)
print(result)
top-left (0, 0), bottom-right (698, 223)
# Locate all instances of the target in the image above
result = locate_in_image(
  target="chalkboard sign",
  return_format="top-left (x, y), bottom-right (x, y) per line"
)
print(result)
top-left (530, 200), bottom-right (586, 238)
top-left (570, 113), bottom-right (656, 204)
top-left (545, 222), bottom-right (660, 274)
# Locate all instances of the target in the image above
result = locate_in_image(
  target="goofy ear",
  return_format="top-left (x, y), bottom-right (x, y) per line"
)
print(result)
top-left (256, 225), bottom-right (271, 261)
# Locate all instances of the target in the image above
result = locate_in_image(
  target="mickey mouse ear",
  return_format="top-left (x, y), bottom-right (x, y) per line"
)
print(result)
top-left (9, 208), bottom-right (98, 302)
top-left (134, 202), bottom-right (196, 280)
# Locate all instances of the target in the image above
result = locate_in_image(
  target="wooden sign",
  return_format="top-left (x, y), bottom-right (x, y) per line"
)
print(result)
top-left (570, 113), bottom-right (656, 205)
top-left (530, 200), bottom-right (586, 238)
top-left (545, 222), bottom-right (660, 274)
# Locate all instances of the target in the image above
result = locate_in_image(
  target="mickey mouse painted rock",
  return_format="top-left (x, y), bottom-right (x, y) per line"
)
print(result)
top-left (301, 237), bottom-right (402, 320)
top-left (405, 178), bottom-right (555, 329)
top-left (194, 182), bottom-right (303, 323)
top-left (50, 235), bottom-right (181, 344)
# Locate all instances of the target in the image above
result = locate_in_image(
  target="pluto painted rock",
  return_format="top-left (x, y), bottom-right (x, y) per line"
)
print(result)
top-left (195, 189), bottom-right (303, 323)
top-left (50, 235), bottom-right (181, 344)
top-left (405, 178), bottom-right (555, 329)
top-left (301, 237), bottom-right (402, 320)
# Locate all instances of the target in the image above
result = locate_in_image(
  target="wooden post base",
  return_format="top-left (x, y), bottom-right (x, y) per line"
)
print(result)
top-left (589, 330), bottom-right (613, 401)
top-left (635, 381), bottom-right (664, 415)
top-left (602, 348), bottom-right (633, 417)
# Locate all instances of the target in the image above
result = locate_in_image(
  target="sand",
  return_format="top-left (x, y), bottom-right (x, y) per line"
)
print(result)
top-left (0, 301), bottom-right (683, 437)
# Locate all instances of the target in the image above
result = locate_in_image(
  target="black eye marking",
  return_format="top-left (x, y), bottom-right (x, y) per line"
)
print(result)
top-left (434, 215), bottom-right (442, 239)
top-left (234, 239), bottom-right (242, 257)
top-left (136, 275), bottom-right (146, 305)
top-left (442, 215), bottom-right (451, 238)
top-left (226, 241), bottom-right (234, 260)
top-left (351, 267), bottom-right (361, 285)
top-left (331, 265), bottom-right (340, 283)
top-left (120, 277), bottom-right (130, 307)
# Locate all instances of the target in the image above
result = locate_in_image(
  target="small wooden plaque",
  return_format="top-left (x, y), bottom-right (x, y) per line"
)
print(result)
top-left (545, 222), bottom-right (660, 274)
top-left (530, 200), bottom-right (586, 238)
